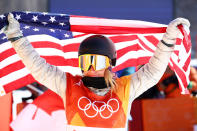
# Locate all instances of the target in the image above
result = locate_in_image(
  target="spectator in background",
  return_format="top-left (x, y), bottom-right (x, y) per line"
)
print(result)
top-left (157, 66), bottom-right (180, 98)
top-left (189, 66), bottom-right (197, 95)
top-left (156, 66), bottom-right (197, 98)
top-left (137, 66), bottom-right (197, 99)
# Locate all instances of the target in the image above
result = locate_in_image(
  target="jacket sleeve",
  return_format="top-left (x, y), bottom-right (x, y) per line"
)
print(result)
top-left (11, 37), bottom-right (66, 100)
top-left (130, 41), bottom-right (174, 99)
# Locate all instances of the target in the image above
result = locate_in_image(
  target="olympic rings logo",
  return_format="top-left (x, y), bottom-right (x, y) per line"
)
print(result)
top-left (78, 96), bottom-right (119, 119)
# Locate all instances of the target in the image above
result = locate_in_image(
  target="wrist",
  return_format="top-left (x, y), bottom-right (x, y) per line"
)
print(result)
top-left (8, 36), bottom-right (23, 42)
top-left (162, 34), bottom-right (176, 47)
top-left (161, 40), bottom-right (174, 47)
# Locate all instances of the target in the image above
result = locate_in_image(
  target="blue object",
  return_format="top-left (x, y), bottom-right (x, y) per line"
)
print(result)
top-left (116, 67), bottom-right (136, 78)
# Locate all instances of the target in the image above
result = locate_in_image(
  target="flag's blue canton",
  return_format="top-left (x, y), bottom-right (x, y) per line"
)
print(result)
top-left (0, 13), bottom-right (8, 29)
top-left (0, 11), bottom-right (72, 44)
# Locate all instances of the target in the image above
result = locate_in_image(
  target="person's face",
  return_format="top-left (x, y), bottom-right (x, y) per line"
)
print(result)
top-left (83, 66), bottom-right (105, 77)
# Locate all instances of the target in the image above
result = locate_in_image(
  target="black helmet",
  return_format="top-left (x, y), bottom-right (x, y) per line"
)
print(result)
top-left (78, 35), bottom-right (117, 66)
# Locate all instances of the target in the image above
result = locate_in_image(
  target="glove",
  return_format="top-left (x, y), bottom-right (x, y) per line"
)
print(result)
top-left (3, 13), bottom-right (23, 40)
top-left (162, 17), bottom-right (190, 46)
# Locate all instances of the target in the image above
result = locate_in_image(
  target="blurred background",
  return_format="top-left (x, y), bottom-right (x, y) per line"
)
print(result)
top-left (0, 0), bottom-right (197, 131)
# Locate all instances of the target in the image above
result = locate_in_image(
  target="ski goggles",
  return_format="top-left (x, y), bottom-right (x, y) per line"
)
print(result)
top-left (79, 54), bottom-right (111, 71)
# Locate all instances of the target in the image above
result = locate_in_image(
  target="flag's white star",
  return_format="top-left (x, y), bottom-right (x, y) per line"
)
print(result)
top-left (24, 26), bottom-right (30, 29)
top-left (33, 28), bottom-right (39, 31)
top-left (42, 22), bottom-right (48, 26)
top-left (42, 12), bottom-right (48, 16)
top-left (32, 15), bottom-right (38, 22)
top-left (59, 22), bottom-right (65, 26)
top-left (49, 16), bottom-right (56, 23)
top-left (15, 14), bottom-right (21, 20)
top-left (2, 36), bottom-right (7, 40)
top-left (0, 15), bottom-right (5, 19)
top-left (64, 34), bottom-right (69, 38)
top-left (49, 29), bottom-right (55, 32)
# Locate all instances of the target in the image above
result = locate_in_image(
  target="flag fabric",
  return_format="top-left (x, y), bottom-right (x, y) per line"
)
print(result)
top-left (0, 11), bottom-right (191, 96)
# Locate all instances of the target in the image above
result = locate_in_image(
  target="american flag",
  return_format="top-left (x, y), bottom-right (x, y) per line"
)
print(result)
top-left (0, 11), bottom-right (191, 96)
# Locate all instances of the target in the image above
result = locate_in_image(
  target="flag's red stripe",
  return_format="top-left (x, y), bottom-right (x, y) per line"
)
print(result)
top-left (109, 35), bottom-right (138, 43)
top-left (0, 48), bottom-right (16, 62)
top-left (1, 57), bottom-right (79, 78)
top-left (31, 41), bottom-right (62, 50)
top-left (182, 35), bottom-right (191, 53)
top-left (176, 38), bottom-right (182, 45)
top-left (117, 44), bottom-right (143, 59)
top-left (182, 52), bottom-right (191, 72)
top-left (178, 25), bottom-right (191, 53)
top-left (0, 61), bottom-right (25, 77)
top-left (71, 25), bottom-right (167, 34)
top-left (74, 34), bottom-right (140, 45)
top-left (1, 42), bottom-right (78, 57)
top-left (144, 35), bottom-right (159, 47)
top-left (113, 57), bottom-right (150, 71)
top-left (138, 37), bottom-right (154, 53)
top-left (73, 33), bottom-right (89, 38)
top-left (1, 41), bottom-right (68, 57)
top-left (170, 58), bottom-right (188, 89)
top-left (63, 43), bottom-right (80, 52)
top-left (0, 42), bottom-right (62, 57)
top-left (4, 74), bottom-right (35, 93)
top-left (186, 35), bottom-right (192, 52)
top-left (174, 51), bottom-right (179, 56)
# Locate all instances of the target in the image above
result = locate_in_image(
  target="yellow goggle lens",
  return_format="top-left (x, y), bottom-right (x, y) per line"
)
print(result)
top-left (79, 54), bottom-right (110, 71)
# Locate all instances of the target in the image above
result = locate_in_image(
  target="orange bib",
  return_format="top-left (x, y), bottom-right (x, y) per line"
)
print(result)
top-left (66, 73), bottom-right (131, 128)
